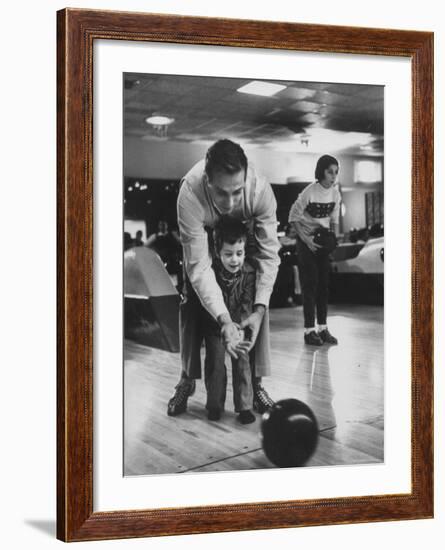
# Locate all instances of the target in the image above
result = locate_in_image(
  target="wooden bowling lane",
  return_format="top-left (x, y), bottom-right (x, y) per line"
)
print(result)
top-left (124, 305), bottom-right (384, 475)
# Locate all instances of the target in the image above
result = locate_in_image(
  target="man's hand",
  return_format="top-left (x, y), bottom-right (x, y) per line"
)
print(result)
top-left (234, 338), bottom-right (251, 358)
top-left (239, 305), bottom-right (266, 352)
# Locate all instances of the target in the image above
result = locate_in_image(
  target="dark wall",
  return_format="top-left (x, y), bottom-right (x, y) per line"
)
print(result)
top-left (124, 178), bottom-right (309, 235)
top-left (272, 182), bottom-right (309, 230)
top-left (124, 177), bottom-right (180, 236)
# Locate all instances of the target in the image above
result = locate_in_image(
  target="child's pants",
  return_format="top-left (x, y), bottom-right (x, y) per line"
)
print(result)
top-left (297, 238), bottom-right (330, 328)
top-left (203, 331), bottom-right (253, 412)
top-left (179, 276), bottom-right (271, 379)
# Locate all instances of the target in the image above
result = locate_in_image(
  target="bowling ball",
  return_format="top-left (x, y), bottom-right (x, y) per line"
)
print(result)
top-left (313, 227), bottom-right (337, 254)
top-left (261, 399), bottom-right (319, 467)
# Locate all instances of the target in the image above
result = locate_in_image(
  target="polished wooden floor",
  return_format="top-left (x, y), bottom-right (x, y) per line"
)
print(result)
top-left (124, 305), bottom-right (384, 475)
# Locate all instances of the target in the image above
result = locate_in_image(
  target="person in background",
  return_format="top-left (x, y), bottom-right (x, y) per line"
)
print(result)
top-left (134, 230), bottom-right (145, 247)
top-left (124, 232), bottom-right (134, 251)
top-left (145, 220), bottom-right (181, 257)
top-left (277, 224), bottom-right (301, 307)
top-left (167, 139), bottom-right (280, 417)
top-left (288, 154), bottom-right (341, 346)
top-left (279, 223), bottom-right (298, 248)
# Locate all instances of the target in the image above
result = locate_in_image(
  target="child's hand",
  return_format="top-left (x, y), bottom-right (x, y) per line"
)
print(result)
top-left (235, 340), bottom-right (251, 358)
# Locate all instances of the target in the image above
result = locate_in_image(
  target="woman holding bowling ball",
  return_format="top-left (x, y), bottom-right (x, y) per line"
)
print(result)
top-left (288, 154), bottom-right (341, 346)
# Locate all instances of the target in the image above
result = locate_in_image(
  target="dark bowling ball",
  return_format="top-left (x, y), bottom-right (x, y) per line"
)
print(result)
top-left (313, 227), bottom-right (337, 254)
top-left (261, 399), bottom-right (319, 468)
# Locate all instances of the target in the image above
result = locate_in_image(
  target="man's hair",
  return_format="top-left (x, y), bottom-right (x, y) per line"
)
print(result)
top-left (213, 215), bottom-right (248, 254)
top-left (315, 154), bottom-right (339, 182)
top-left (205, 139), bottom-right (248, 181)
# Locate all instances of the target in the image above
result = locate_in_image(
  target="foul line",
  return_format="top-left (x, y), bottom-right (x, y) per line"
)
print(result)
top-left (178, 426), bottom-right (337, 473)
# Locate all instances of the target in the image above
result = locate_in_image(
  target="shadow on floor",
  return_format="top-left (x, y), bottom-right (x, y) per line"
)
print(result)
top-left (24, 519), bottom-right (56, 538)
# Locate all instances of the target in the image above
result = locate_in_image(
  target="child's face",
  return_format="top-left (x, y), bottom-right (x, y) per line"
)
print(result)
top-left (320, 163), bottom-right (339, 189)
top-left (219, 239), bottom-right (246, 273)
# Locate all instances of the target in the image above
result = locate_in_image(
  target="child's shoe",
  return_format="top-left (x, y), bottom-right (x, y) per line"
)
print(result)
top-left (207, 408), bottom-right (221, 421)
top-left (237, 410), bottom-right (256, 424)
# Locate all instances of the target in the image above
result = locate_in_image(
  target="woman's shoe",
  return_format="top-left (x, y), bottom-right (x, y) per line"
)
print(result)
top-left (304, 330), bottom-right (323, 346)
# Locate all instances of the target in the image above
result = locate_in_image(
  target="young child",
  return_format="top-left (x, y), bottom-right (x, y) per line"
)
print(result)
top-left (202, 215), bottom-right (256, 424)
top-left (288, 154), bottom-right (341, 346)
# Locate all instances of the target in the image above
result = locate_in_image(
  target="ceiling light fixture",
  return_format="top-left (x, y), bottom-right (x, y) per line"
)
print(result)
top-left (145, 115), bottom-right (175, 126)
top-left (300, 136), bottom-right (310, 147)
top-left (145, 114), bottom-right (175, 139)
top-left (237, 81), bottom-right (287, 97)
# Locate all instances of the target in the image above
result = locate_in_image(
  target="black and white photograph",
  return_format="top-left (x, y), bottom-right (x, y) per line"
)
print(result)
top-left (1, 0), bottom-right (440, 545)
top-left (123, 73), bottom-right (384, 476)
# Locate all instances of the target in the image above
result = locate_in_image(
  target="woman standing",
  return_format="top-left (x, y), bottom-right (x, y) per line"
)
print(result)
top-left (288, 155), bottom-right (341, 346)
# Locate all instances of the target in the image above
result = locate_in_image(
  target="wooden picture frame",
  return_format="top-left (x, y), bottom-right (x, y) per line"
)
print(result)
top-left (57, 8), bottom-right (434, 542)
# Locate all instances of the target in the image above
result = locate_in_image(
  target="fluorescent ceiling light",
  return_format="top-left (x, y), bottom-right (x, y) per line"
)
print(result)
top-left (237, 81), bottom-right (286, 97)
top-left (145, 115), bottom-right (175, 125)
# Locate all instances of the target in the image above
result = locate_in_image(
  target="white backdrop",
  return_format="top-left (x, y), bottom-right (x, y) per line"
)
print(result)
top-left (1, 1), bottom-right (442, 549)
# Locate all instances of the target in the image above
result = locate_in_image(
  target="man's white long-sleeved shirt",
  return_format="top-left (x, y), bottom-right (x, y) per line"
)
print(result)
top-left (177, 160), bottom-right (280, 321)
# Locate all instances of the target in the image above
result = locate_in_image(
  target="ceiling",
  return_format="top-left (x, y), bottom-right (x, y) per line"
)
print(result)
top-left (124, 73), bottom-right (384, 155)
